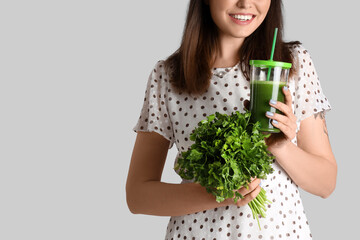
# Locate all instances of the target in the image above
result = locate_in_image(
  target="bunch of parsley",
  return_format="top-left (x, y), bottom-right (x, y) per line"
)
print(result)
top-left (174, 111), bottom-right (274, 229)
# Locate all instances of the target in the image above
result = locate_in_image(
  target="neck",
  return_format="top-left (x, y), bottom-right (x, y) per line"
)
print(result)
top-left (213, 34), bottom-right (245, 68)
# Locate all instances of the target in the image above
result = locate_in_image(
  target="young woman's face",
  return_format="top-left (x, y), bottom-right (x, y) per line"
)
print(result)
top-left (208, 0), bottom-right (271, 40)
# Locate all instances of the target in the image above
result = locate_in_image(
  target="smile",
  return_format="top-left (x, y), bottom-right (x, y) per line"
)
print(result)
top-left (229, 14), bottom-right (255, 25)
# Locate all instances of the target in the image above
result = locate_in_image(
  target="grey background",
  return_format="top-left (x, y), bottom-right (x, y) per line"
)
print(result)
top-left (0, 0), bottom-right (358, 239)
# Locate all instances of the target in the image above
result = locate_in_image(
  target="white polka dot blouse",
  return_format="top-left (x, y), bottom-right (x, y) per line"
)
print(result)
top-left (133, 44), bottom-right (331, 240)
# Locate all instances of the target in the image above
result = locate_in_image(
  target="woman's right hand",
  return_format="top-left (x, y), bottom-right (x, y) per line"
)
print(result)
top-left (232, 178), bottom-right (262, 207)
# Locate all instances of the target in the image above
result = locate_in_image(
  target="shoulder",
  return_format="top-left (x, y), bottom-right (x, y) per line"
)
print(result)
top-left (146, 60), bottom-right (173, 92)
top-left (289, 43), bottom-right (308, 54)
top-left (150, 60), bottom-right (167, 76)
top-left (148, 60), bottom-right (170, 82)
top-left (286, 43), bottom-right (320, 83)
top-left (288, 43), bottom-right (315, 66)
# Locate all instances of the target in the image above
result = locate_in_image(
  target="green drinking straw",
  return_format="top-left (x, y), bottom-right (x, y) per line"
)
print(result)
top-left (266, 27), bottom-right (278, 81)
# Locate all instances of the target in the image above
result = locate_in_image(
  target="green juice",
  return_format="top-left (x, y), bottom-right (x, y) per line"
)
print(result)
top-left (250, 80), bottom-right (286, 133)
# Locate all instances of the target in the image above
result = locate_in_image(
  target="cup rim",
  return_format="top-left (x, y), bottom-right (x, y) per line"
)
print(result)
top-left (249, 60), bottom-right (292, 69)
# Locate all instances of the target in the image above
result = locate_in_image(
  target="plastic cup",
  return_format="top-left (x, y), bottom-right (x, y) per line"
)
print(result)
top-left (249, 60), bottom-right (292, 133)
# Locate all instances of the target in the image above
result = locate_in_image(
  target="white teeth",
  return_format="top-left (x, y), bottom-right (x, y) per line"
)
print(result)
top-left (232, 14), bottom-right (253, 21)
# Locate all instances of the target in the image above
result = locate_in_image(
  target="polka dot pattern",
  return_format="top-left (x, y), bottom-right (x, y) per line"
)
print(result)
top-left (290, 45), bottom-right (331, 123)
top-left (133, 45), bottom-right (327, 240)
top-left (134, 60), bottom-right (252, 152)
top-left (133, 62), bottom-right (175, 148)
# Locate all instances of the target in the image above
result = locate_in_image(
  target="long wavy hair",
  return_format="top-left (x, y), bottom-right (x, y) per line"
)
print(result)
top-left (164, 0), bottom-right (300, 96)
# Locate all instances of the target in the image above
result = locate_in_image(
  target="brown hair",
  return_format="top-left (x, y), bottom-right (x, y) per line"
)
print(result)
top-left (164, 0), bottom-right (300, 96)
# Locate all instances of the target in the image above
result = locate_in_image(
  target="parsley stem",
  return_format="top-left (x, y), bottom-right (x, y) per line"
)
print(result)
top-left (247, 189), bottom-right (273, 230)
top-left (256, 193), bottom-right (265, 205)
top-left (249, 202), bottom-right (256, 219)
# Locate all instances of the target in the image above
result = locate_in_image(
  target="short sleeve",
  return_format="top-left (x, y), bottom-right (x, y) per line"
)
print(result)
top-left (132, 61), bottom-right (175, 149)
top-left (292, 45), bottom-right (332, 122)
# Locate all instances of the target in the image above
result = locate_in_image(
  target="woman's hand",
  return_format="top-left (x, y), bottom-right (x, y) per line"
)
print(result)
top-left (232, 178), bottom-right (261, 207)
top-left (265, 86), bottom-right (297, 148)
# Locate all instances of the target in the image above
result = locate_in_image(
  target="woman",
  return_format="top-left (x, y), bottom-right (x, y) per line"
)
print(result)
top-left (126, 0), bottom-right (337, 239)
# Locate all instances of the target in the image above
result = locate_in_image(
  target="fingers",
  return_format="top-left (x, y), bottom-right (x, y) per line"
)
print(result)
top-left (234, 178), bottom-right (261, 207)
top-left (270, 118), bottom-right (296, 140)
top-left (236, 186), bottom-right (262, 207)
top-left (234, 178), bottom-right (260, 198)
top-left (282, 86), bottom-right (293, 109)
top-left (266, 109), bottom-right (297, 140)
top-left (266, 87), bottom-right (297, 140)
top-left (266, 110), bottom-right (292, 125)
top-left (269, 99), bottom-right (295, 121)
top-left (244, 99), bottom-right (250, 111)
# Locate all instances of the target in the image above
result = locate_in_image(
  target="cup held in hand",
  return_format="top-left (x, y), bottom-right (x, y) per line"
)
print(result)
top-left (249, 60), bottom-right (291, 133)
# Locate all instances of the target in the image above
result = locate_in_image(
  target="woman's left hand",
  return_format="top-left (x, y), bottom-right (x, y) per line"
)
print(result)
top-left (265, 86), bottom-right (297, 148)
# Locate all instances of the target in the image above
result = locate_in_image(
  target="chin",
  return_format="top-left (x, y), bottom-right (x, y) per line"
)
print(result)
top-left (230, 28), bottom-right (256, 39)
top-left (230, 32), bottom-right (253, 39)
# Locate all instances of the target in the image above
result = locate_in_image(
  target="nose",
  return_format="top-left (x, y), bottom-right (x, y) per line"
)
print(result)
top-left (237, 0), bottom-right (252, 9)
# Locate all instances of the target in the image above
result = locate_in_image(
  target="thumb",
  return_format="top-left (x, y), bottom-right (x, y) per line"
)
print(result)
top-left (244, 99), bottom-right (250, 111)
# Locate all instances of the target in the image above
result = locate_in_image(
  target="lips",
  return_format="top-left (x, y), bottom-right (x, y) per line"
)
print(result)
top-left (229, 14), bottom-right (255, 25)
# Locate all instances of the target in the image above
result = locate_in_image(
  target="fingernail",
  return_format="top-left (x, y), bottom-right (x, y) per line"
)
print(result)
top-left (269, 99), bottom-right (277, 105)
top-left (283, 86), bottom-right (289, 91)
top-left (272, 119), bottom-right (279, 125)
top-left (266, 111), bottom-right (274, 117)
